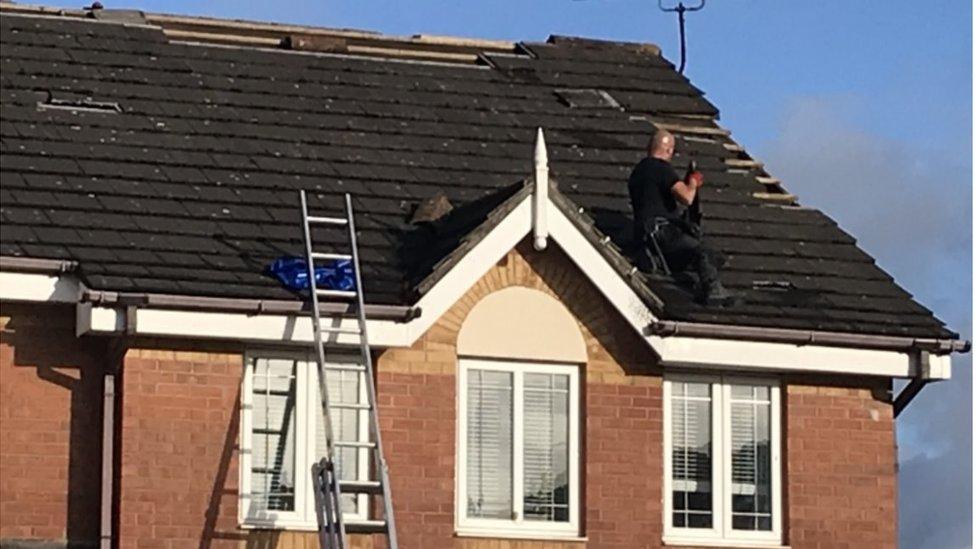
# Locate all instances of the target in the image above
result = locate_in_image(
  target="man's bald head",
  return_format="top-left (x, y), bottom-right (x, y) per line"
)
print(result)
top-left (648, 129), bottom-right (675, 161)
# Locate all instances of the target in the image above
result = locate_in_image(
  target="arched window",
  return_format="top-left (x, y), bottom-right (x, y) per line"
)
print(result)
top-left (456, 287), bottom-right (584, 539)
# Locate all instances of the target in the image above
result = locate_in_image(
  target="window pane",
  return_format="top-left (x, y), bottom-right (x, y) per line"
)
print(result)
top-left (251, 359), bottom-right (298, 512)
top-left (313, 364), bottom-right (363, 514)
top-left (671, 381), bottom-right (712, 529)
top-left (523, 373), bottom-right (570, 523)
top-left (730, 385), bottom-right (773, 532)
top-left (466, 369), bottom-right (513, 519)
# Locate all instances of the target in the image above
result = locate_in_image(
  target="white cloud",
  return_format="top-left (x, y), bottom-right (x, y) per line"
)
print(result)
top-left (758, 96), bottom-right (973, 548)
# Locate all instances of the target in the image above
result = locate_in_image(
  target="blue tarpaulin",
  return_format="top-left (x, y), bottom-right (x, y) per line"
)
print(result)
top-left (267, 256), bottom-right (356, 292)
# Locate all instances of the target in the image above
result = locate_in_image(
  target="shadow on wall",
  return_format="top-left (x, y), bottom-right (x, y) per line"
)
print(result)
top-left (199, 391), bottom-right (247, 549)
top-left (1, 305), bottom-right (109, 548)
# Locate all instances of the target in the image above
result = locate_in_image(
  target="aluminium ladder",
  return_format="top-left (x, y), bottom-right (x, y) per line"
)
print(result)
top-left (299, 191), bottom-right (398, 549)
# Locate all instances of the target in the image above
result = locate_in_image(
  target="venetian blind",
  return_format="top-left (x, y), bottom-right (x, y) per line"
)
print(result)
top-left (729, 385), bottom-right (772, 531)
top-left (313, 365), bottom-right (363, 515)
top-left (251, 358), bottom-right (298, 512)
top-left (671, 381), bottom-right (713, 528)
top-left (466, 369), bottom-right (513, 519)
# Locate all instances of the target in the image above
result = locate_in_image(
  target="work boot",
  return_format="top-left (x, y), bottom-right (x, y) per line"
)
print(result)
top-left (701, 280), bottom-right (738, 307)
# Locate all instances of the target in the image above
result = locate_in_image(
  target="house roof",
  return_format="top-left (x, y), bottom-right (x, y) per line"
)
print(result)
top-left (0, 5), bottom-right (956, 339)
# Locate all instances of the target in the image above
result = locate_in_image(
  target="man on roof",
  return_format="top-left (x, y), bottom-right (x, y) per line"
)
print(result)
top-left (628, 129), bottom-right (734, 306)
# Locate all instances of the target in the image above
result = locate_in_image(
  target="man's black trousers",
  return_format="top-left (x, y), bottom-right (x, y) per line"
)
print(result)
top-left (645, 220), bottom-right (720, 288)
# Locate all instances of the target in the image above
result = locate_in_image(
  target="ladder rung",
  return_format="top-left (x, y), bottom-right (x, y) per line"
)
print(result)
top-left (339, 480), bottom-right (383, 495)
top-left (316, 289), bottom-right (357, 299)
top-left (319, 326), bottom-right (361, 335)
top-left (253, 389), bottom-right (291, 396)
top-left (329, 402), bottom-right (372, 410)
top-left (334, 440), bottom-right (377, 448)
top-left (307, 215), bottom-right (348, 225)
top-left (322, 364), bottom-right (366, 372)
top-left (253, 427), bottom-right (285, 435)
top-left (252, 467), bottom-right (283, 475)
top-left (345, 520), bottom-right (388, 534)
top-left (311, 252), bottom-right (352, 261)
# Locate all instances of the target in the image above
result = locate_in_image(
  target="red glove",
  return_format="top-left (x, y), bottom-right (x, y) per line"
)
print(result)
top-left (687, 171), bottom-right (704, 188)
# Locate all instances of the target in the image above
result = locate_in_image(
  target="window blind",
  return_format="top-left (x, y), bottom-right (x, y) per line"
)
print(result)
top-left (251, 358), bottom-right (298, 512)
top-left (466, 369), bottom-right (513, 519)
top-left (729, 385), bottom-right (772, 532)
top-left (313, 367), bottom-right (362, 514)
top-left (523, 373), bottom-right (570, 522)
top-left (670, 381), bottom-right (712, 529)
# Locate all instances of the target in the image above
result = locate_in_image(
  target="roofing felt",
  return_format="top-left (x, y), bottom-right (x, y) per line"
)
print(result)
top-left (0, 7), bottom-right (955, 338)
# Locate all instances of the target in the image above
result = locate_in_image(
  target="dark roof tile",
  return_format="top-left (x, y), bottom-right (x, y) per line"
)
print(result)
top-left (0, 10), bottom-right (955, 337)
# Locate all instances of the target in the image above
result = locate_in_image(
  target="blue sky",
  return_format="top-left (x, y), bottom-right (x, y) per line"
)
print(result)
top-left (52, 0), bottom-right (973, 544)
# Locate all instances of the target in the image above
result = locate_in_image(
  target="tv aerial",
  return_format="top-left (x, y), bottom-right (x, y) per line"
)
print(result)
top-left (658, 0), bottom-right (705, 74)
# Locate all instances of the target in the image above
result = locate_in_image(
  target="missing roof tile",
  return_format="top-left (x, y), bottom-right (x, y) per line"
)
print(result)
top-left (753, 280), bottom-right (795, 292)
top-left (554, 88), bottom-right (621, 109)
top-left (38, 93), bottom-right (121, 114)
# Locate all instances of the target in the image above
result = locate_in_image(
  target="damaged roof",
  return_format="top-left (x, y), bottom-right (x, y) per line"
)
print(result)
top-left (0, 4), bottom-right (955, 338)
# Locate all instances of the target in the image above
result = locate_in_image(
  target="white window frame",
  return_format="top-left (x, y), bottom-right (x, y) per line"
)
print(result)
top-left (663, 374), bottom-right (783, 547)
top-left (239, 350), bottom-right (370, 530)
top-left (456, 358), bottom-right (581, 539)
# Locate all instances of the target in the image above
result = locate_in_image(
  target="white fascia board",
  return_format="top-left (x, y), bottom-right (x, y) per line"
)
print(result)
top-left (84, 306), bottom-right (409, 347)
top-left (0, 271), bottom-right (82, 303)
top-left (923, 353), bottom-right (952, 380)
top-left (546, 201), bottom-right (656, 337)
top-left (650, 334), bottom-right (948, 379)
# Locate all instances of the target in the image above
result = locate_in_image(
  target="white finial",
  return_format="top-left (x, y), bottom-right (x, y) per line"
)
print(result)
top-left (533, 127), bottom-right (549, 251)
top-left (534, 127), bottom-right (548, 169)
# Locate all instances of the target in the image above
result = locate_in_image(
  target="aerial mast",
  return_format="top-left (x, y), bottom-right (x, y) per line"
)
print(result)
top-left (658, 0), bottom-right (706, 74)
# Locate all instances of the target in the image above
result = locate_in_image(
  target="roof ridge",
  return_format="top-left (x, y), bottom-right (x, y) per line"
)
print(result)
top-left (0, 2), bottom-right (520, 63)
top-left (546, 34), bottom-right (661, 55)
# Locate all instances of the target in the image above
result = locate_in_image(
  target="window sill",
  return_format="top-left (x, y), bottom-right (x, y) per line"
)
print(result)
top-left (662, 537), bottom-right (788, 549)
top-left (456, 530), bottom-right (587, 543)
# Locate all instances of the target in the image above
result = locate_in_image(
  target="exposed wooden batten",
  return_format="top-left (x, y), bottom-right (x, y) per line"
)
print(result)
top-left (725, 158), bottom-right (764, 169)
top-left (756, 176), bottom-right (782, 185)
top-left (163, 28), bottom-right (281, 47)
top-left (347, 44), bottom-right (478, 62)
top-left (654, 122), bottom-right (731, 137)
top-left (411, 33), bottom-right (516, 51)
top-left (753, 192), bottom-right (798, 202)
top-left (0, 5), bottom-right (515, 64)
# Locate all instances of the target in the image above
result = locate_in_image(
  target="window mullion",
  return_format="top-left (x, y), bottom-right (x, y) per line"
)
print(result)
top-left (512, 370), bottom-right (525, 523)
top-left (568, 367), bottom-right (580, 531)
top-left (771, 385), bottom-right (783, 538)
top-left (716, 381), bottom-right (729, 538)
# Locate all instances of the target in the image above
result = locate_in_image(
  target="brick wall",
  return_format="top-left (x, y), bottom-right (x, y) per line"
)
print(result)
top-left (0, 304), bottom-right (106, 548)
top-left (2, 242), bottom-right (900, 548)
top-left (785, 376), bottom-right (897, 548)
top-left (117, 346), bottom-right (244, 549)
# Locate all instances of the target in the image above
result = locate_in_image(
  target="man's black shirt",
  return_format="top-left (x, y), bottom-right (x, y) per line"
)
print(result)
top-left (627, 157), bottom-right (683, 238)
